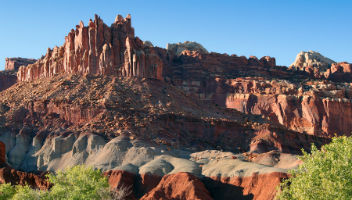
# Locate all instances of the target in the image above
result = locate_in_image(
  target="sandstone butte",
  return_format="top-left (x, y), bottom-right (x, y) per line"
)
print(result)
top-left (0, 14), bottom-right (350, 200)
top-left (5, 58), bottom-right (36, 72)
top-left (0, 58), bottom-right (36, 92)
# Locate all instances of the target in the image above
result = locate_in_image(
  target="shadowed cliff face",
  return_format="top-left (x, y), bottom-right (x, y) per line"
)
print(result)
top-left (0, 71), bottom-right (16, 92)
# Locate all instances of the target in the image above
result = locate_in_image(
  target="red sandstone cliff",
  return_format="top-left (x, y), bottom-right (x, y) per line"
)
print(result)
top-left (17, 14), bottom-right (163, 82)
top-left (12, 14), bottom-right (352, 138)
top-left (3, 14), bottom-right (352, 200)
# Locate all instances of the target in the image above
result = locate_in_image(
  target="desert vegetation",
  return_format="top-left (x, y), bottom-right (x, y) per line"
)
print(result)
top-left (277, 136), bottom-right (352, 200)
top-left (0, 165), bottom-right (131, 200)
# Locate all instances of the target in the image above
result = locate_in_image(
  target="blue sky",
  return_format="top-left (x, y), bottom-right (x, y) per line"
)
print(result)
top-left (0, 0), bottom-right (351, 70)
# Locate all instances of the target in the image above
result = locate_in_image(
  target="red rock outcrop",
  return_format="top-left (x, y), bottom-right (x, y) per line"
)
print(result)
top-left (104, 170), bottom-right (288, 200)
top-left (165, 48), bottom-right (352, 136)
top-left (17, 14), bottom-right (164, 82)
top-left (104, 170), bottom-right (136, 190)
top-left (217, 77), bottom-right (352, 136)
top-left (104, 170), bottom-right (136, 199)
top-left (140, 172), bottom-right (212, 200)
top-left (140, 173), bottom-right (163, 194)
top-left (0, 167), bottom-right (49, 189)
top-left (5, 57), bottom-right (36, 71)
top-left (324, 62), bottom-right (352, 82)
top-left (207, 172), bottom-right (288, 200)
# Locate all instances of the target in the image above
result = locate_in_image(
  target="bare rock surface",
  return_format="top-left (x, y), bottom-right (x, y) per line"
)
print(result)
top-left (289, 50), bottom-right (335, 73)
top-left (140, 172), bottom-right (212, 200)
top-left (17, 15), bottom-right (164, 82)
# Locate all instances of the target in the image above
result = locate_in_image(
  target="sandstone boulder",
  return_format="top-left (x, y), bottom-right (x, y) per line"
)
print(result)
top-left (140, 172), bottom-right (212, 200)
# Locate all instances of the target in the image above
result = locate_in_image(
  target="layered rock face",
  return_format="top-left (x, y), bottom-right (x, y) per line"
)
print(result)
top-left (5, 57), bottom-right (36, 71)
top-left (4, 14), bottom-right (352, 199)
top-left (220, 78), bottom-right (352, 136)
top-left (17, 14), bottom-right (164, 82)
top-left (11, 15), bottom-right (352, 138)
top-left (165, 49), bottom-right (352, 136)
top-left (0, 73), bottom-right (328, 199)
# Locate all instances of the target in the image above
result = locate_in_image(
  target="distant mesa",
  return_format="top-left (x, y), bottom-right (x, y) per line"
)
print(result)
top-left (5, 57), bottom-right (36, 71)
top-left (166, 41), bottom-right (208, 56)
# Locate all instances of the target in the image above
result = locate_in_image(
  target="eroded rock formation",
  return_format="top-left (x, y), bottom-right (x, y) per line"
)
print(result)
top-left (324, 62), bottom-right (352, 82)
top-left (3, 14), bottom-right (352, 200)
top-left (140, 172), bottom-right (212, 200)
top-left (17, 14), bottom-right (163, 82)
top-left (289, 50), bottom-right (335, 76)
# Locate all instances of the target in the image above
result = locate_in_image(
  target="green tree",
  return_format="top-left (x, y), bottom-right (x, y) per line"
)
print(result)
top-left (46, 165), bottom-right (110, 200)
top-left (0, 165), bottom-right (111, 200)
top-left (0, 183), bottom-right (15, 200)
top-left (277, 136), bottom-right (352, 200)
top-left (12, 185), bottom-right (40, 200)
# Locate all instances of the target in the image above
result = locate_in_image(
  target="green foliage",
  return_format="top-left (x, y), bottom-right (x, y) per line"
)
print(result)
top-left (0, 165), bottom-right (111, 200)
top-left (0, 183), bottom-right (15, 200)
top-left (46, 165), bottom-right (110, 200)
top-left (12, 185), bottom-right (40, 200)
top-left (277, 136), bottom-right (352, 200)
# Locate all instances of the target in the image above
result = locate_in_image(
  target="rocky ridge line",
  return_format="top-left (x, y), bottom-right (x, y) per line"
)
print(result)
top-left (17, 14), bottom-right (164, 82)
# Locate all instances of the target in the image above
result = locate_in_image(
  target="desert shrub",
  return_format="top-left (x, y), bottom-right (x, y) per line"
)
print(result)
top-left (277, 136), bottom-right (352, 200)
top-left (12, 185), bottom-right (40, 200)
top-left (46, 165), bottom-right (110, 200)
top-left (0, 183), bottom-right (16, 200)
top-left (0, 165), bottom-right (111, 200)
top-left (0, 183), bottom-right (41, 200)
